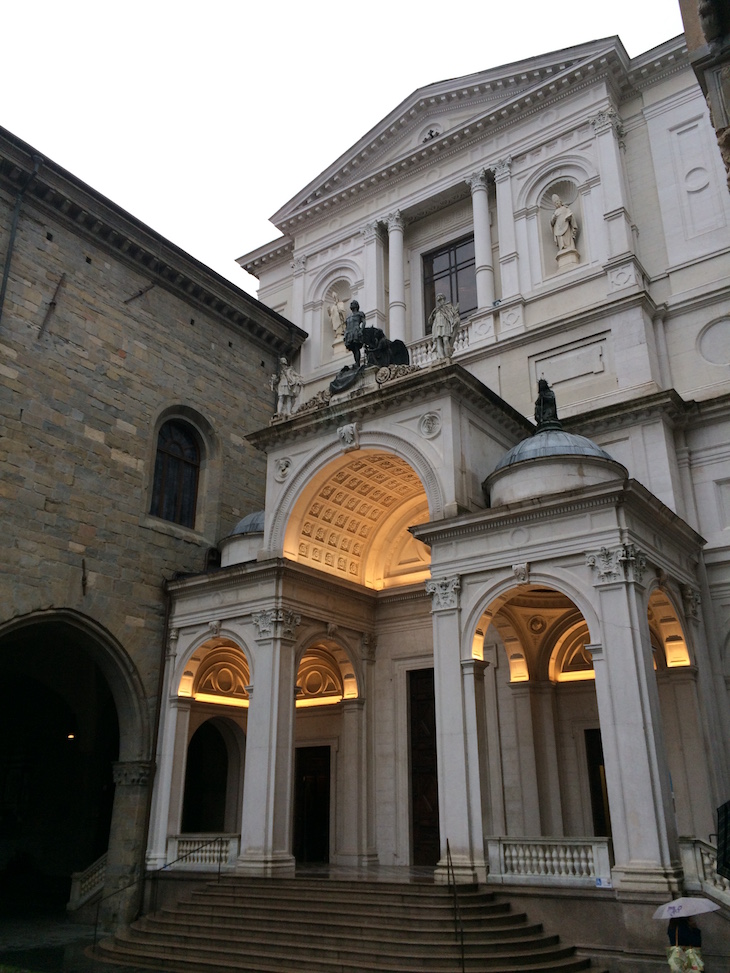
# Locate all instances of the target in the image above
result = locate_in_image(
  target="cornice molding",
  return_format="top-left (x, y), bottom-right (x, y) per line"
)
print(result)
top-left (247, 361), bottom-right (533, 452)
top-left (267, 39), bottom-right (687, 235)
top-left (0, 128), bottom-right (306, 357)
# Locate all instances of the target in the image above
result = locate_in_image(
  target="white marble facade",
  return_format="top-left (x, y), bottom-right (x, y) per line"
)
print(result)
top-left (147, 34), bottom-right (730, 898)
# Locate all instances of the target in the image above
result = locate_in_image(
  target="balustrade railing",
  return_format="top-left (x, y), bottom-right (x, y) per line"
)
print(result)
top-left (68, 852), bottom-right (107, 911)
top-left (679, 838), bottom-right (730, 907)
top-left (166, 833), bottom-right (240, 869)
top-left (486, 836), bottom-right (613, 887)
top-left (408, 323), bottom-right (469, 367)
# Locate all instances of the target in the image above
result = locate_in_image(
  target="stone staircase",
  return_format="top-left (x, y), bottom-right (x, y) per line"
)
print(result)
top-left (94, 876), bottom-right (593, 973)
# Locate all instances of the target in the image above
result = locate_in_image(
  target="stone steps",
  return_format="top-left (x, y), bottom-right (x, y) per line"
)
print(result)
top-left (94, 876), bottom-right (593, 973)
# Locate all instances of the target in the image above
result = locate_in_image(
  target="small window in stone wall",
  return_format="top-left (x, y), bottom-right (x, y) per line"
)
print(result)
top-left (150, 419), bottom-right (201, 528)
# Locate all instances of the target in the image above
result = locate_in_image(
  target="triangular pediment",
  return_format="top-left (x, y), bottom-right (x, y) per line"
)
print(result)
top-left (269, 38), bottom-right (630, 231)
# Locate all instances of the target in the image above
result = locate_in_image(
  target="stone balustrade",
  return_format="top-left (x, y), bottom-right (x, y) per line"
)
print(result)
top-left (67, 852), bottom-right (108, 911)
top-left (679, 838), bottom-right (730, 907)
top-left (486, 836), bottom-right (613, 887)
top-left (408, 323), bottom-right (469, 367)
top-left (166, 834), bottom-right (240, 870)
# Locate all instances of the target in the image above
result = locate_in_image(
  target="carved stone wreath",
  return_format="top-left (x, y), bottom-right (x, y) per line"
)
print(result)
top-left (375, 364), bottom-right (420, 385)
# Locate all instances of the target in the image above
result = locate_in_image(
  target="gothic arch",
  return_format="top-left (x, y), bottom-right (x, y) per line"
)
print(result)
top-left (0, 608), bottom-right (151, 761)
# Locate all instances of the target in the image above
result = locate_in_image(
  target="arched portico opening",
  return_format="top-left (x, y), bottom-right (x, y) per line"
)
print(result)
top-left (0, 611), bottom-right (149, 914)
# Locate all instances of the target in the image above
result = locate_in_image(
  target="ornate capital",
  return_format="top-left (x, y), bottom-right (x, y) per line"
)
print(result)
top-left (113, 760), bottom-right (153, 787)
top-left (590, 107), bottom-right (626, 148)
top-left (337, 422), bottom-right (359, 451)
top-left (467, 169), bottom-right (488, 193)
top-left (252, 608), bottom-right (301, 640)
top-left (586, 544), bottom-right (648, 584)
top-left (426, 576), bottom-right (461, 611)
top-left (290, 254), bottom-right (307, 275)
top-left (385, 210), bottom-right (404, 233)
top-left (491, 156), bottom-right (512, 180)
top-left (681, 584), bottom-right (701, 620)
top-left (360, 221), bottom-right (384, 244)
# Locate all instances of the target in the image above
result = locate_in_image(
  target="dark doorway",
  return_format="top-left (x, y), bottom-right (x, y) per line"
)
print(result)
top-left (0, 623), bottom-right (119, 915)
top-left (409, 668), bottom-right (440, 866)
top-left (585, 728), bottom-right (611, 837)
top-left (181, 721), bottom-right (228, 833)
top-left (293, 746), bottom-right (330, 864)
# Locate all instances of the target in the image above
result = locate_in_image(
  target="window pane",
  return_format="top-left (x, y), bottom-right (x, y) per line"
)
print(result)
top-left (423, 235), bottom-right (476, 334)
top-left (150, 420), bottom-right (201, 528)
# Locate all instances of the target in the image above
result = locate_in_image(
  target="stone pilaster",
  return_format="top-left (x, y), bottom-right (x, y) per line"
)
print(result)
top-left (585, 544), bottom-right (681, 894)
top-left (360, 221), bottom-right (386, 330)
top-left (467, 170), bottom-right (495, 309)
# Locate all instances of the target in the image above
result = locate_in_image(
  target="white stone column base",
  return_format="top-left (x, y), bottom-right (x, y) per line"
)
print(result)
top-left (235, 853), bottom-right (296, 877)
top-left (435, 855), bottom-right (486, 885)
top-left (611, 862), bottom-right (683, 895)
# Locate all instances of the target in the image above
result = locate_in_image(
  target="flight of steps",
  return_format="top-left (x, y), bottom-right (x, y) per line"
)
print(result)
top-left (94, 876), bottom-right (593, 973)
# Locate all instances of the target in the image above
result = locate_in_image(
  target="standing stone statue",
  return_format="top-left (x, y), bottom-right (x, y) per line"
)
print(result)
top-left (428, 293), bottom-right (460, 359)
top-left (550, 195), bottom-right (578, 252)
top-left (327, 290), bottom-right (346, 339)
top-left (270, 357), bottom-right (302, 417)
top-left (534, 378), bottom-right (560, 429)
top-left (344, 300), bottom-right (367, 367)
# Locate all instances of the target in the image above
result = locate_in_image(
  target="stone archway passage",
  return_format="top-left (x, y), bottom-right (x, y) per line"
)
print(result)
top-left (0, 619), bottom-right (120, 913)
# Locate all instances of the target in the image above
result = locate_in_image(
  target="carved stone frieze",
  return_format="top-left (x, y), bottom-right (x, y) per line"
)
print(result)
top-left (294, 388), bottom-right (332, 415)
top-left (375, 363), bottom-right (420, 385)
top-left (113, 760), bottom-right (153, 787)
top-left (426, 576), bottom-right (461, 611)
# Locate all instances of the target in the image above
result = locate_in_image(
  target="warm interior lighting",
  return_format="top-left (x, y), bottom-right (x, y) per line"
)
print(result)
top-left (66, 733), bottom-right (75, 740)
top-left (556, 669), bottom-right (595, 683)
top-left (296, 695), bottom-right (343, 708)
top-left (192, 692), bottom-right (248, 708)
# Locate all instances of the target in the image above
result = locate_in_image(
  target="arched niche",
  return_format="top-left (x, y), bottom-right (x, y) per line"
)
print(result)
top-left (177, 638), bottom-right (251, 709)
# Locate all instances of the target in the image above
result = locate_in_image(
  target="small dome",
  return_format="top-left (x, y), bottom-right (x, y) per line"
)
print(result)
top-left (231, 510), bottom-right (265, 536)
top-left (492, 429), bottom-right (615, 473)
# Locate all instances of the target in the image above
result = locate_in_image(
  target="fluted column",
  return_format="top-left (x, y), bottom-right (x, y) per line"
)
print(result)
top-left (360, 221), bottom-right (386, 330)
top-left (237, 608), bottom-right (300, 876)
top-left (468, 170), bottom-right (495, 308)
top-left (491, 157), bottom-right (519, 300)
top-left (386, 210), bottom-right (406, 342)
top-left (585, 544), bottom-right (681, 894)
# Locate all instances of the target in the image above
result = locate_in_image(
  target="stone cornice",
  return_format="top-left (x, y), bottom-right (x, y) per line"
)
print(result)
top-left (246, 361), bottom-right (533, 451)
top-left (237, 237), bottom-right (295, 278)
top-left (0, 127), bottom-right (306, 356)
top-left (266, 39), bottom-right (686, 236)
top-left (411, 477), bottom-right (704, 553)
top-left (562, 389), bottom-right (694, 437)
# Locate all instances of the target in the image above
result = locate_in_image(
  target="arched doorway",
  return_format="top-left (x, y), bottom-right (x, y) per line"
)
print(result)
top-left (0, 613), bottom-right (138, 914)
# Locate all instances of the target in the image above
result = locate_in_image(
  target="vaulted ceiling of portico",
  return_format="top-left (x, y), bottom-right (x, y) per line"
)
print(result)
top-left (283, 450), bottom-right (431, 590)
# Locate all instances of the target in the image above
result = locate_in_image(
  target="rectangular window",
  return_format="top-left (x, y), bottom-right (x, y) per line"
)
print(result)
top-left (423, 235), bottom-right (477, 332)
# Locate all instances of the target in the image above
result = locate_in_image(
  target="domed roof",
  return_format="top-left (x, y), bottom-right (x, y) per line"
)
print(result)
top-left (492, 428), bottom-right (615, 473)
top-left (230, 510), bottom-right (265, 535)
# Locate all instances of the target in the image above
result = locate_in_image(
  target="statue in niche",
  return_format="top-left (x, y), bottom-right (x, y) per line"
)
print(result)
top-left (534, 378), bottom-right (561, 430)
top-left (270, 357), bottom-right (302, 417)
top-left (327, 290), bottom-right (346, 339)
top-left (428, 293), bottom-right (460, 359)
top-left (550, 194), bottom-right (578, 252)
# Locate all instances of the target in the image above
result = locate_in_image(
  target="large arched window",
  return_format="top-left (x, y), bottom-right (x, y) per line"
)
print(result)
top-left (150, 420), bottom-right (200, 528)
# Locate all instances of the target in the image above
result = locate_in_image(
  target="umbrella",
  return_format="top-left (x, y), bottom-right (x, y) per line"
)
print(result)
top-left (653, 897), bottom-right (721, 919)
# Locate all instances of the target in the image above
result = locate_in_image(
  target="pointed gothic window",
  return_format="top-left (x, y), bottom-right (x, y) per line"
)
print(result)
top-left (150, 420), bottom-right (200, 528)
top-left (423, 235), bottom-right (477, 332)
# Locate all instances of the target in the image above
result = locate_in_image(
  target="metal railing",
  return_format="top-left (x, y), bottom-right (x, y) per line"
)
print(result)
top-left (93, 835), bottom-right (228, 947)
top-left (445, 840), bottom-right (465, 973)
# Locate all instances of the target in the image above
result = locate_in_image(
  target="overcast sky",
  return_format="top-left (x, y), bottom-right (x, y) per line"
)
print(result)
top-left (1, 1), bottom-right (684, 296)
